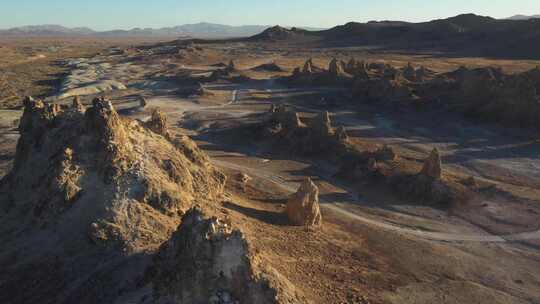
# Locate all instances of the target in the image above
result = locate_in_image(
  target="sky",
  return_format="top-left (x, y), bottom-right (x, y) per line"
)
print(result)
top-left (1, 0), bottom-right (540, 30)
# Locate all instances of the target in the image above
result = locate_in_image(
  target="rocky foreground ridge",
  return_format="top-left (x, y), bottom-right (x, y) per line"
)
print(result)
top-left (0, 97), bottom-right (308, 304)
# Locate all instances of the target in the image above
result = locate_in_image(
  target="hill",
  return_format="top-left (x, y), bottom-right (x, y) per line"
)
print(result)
top-left (246, 14), bottom-right (540, 59)
top-left (0, 23), bottom-right (325, 39)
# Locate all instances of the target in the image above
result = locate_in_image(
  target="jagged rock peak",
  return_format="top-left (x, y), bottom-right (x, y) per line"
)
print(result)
top-left (148, 207), bottom-right (307, 303)
top-left (2, 95), bottom-right (226, 237)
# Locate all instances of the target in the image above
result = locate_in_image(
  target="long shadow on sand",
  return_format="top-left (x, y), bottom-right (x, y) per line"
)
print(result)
top-left (223, 201), bottom-right (289, 226)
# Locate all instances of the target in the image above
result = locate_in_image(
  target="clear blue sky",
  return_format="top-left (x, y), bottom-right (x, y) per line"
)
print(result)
top-left (1, 0), bottom-right (539, 30)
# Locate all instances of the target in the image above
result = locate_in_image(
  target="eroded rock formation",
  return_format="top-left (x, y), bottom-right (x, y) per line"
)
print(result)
top-left (270, 104), bottom-right (303, 129)
top-left (145, 107), bottom-right (170, 139)
top-left (403, 63), bottom-right (416, 82)
top-left (313, 111), bottom-right (334, 136)
top-left (286, 178), bottom-right (322, 227)
top-left (329, 58), bottom-right (346, 77)
top-left (351, 63), bottom-right (540, 128)
top-left (2, 96), bottom-right (225, 244)
top-left (0, 96), bottom-right (230, 303)
top-left (302, 58), bottom-right (314, 74)
top-left (72, 95), bottom-right (85, 112)
top-left (421, 148), bottom-right (442, 179)
top-left (148, 207), bottom-right (308, 304)
top-left (237, 172), bottom-right (252, 192)
top-left (288, 57), bottom-right (354, 86)
top-left (226, 59), bottom-right (236, 72)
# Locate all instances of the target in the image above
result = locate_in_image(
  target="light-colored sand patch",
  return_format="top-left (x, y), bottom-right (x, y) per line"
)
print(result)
top-left (130, 80), bottom-right (178, 91)
top-left (0, 110), bottom-right (22, 128)
top-left (57, 80), bottom-right (127, 99)
top-left (57, 58), bottom-right (128, 99)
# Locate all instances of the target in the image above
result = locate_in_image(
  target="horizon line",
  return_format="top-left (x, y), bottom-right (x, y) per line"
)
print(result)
top-left (1, 12), bottom-right (534, 32)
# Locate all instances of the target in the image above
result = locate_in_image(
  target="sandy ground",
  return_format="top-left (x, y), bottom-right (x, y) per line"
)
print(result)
top-left (1, 41), bottom-right (540, 303)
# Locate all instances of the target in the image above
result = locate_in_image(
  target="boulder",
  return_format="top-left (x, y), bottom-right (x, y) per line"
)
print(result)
top-left (421, 148), bottom-right (442, 179)
top-left (286, 178), bottom-right (322, 227)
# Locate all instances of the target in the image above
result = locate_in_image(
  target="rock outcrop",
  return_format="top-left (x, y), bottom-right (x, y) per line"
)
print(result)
top-left (237, 172), bottom-right (252, 192)
top-left (302, 58), bottom-right (314, 74)
top-left (403, 62), bottom-right (416, 81)
top-left (421, 148), bottom-right (442, 179)
top-left (270, 104), bottom-right (302, 129)
top-left (345, 58), bottom-right (358, 73)
top-left (145, 108), bottom-right (170, 139)
top-left (252, 62), bottom-right (284, 72)
top-left (286, 178), bottom-right (322, 227)
top-left (376, 144), bottom-right (397, 161)
top-left (2, 96), bottom-right (225, 245)
top-left (226, 59), bottom-right (236, 72)
top-left (335, 126), bottom-right (348, 142)
top-left (148, 207), bottom-right (308, 304)
top-left (367, 158), bottom-right (378, 172)
top-left (287, 57), bottom-right (355, 86)
top-left (0, 96), bottom-right (230, 303)
top-left (350, 63), bottom-right (540, 128)
top-left (313, 111), bottom-right (334, 136)
top-left (72, 95), bottom-right (85, 112)
top-left (329, 58), bottom-right (346, 77)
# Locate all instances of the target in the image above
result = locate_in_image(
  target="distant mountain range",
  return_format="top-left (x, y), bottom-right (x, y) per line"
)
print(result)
top-left (0, 22), bottom-right (324, 39)
top-left (506, 15), bottom-right (540, 20)
top-left (243, 14), bottom-right (540, 59)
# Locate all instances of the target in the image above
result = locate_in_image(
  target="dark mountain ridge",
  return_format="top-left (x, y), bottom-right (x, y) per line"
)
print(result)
top-left (246, 14), bottom-right (540, 59)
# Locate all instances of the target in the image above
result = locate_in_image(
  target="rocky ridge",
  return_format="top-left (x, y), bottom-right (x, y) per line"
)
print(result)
top-left (0, 96), bottom-right (307, 303)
